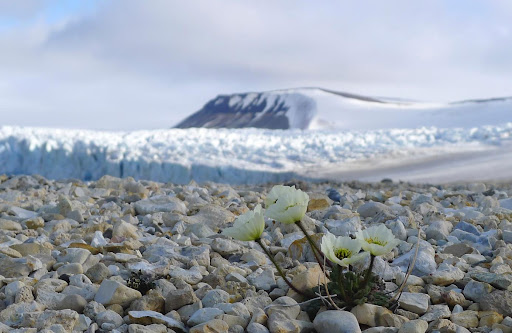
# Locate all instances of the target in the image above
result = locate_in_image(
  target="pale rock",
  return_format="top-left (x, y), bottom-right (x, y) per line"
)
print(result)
top-left (397, 319), bottom-right (428, 333)
top-left (424, 263), bottom-right (465, 286)
top-left (313, 310), bottom-right (361, 333)
top-left (134, 195), bottom-right (187, 215)
top-left (399, 292), bottom-right (430, 314)
top-left (21, 216), bottom-right (45, 229)
top-left (189, 319), bottom-right (229, 333)
top-left (351, 303), bottom-right (393, 327)
top-left (357, 201), bottom-right (391, 218)
top-left (225, 272), bottom-right (248, 283)
top-left (211, 238), bottom-right (242, 256)
top-left (0, 218), bottom-right (22, 231)
top-left (56, 262), bottom-right (83, 275)
top-left (450, 310), bottom-right (479, 328)
top-left (479, 290), bottom-right (512, 316)
top-left (168, 265), bottom-right (203, 284)
top-left (94, 279), bottom-right (142, 307)
top-left (128, 324), bottom-right (169, 333)
top-left (96, 309), bottom-right (124, 328)
top-left (392, 241), bottom-right (436, 277)
top-left (128, 310), bottom-right (187, 332)
top-left (200, 289), bottom-right (229, 308)
top-left (91, 231), bottom-right (108, 247)
top-left (35, 309), bottom-right (79, 331)
top-left (288, 263), bottom-right (327, 299)
top-left (426, 220), bottom-right (452, 241)
top-left (57, 248), bottom-right (91, 264)
top-left (113, 220), bottom-right (139, 239)
top-left (165, 289), bottom-right (199, 312)
top-left (463, 280), bottom-right (493, 302)
top-left (10, 243), bottom-right (51, 256)
top-left (266, 296), bottom-right (300, 320)
top-left (55, 294), bottom-right (87, 313)
top-left (247, 322), bottom-right (270, 333)
top-left (0, 301), bottom-right (44, 327)
top-left (187, 308), bottom-right (224, 326)
top-left (74, 314), bottom-right (92, 331)
top-left (420, 304), bottom-right (451, 322)
top-left (243, 295), bottom-right (272, 315)
top-left (247, 268), bottom-right (276, 291)
top-left (178, 301), bottom-right (203, 322)
top-left (0, 255), bottom-right (42, 278)
top-left (363, 328), bottom-right (399, 333)
top-left (182, 204), bottom-right (236, 231)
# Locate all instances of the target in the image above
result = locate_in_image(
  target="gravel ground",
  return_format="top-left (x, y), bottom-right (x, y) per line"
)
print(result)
top-left (0, 174), bottom-right (512, 333)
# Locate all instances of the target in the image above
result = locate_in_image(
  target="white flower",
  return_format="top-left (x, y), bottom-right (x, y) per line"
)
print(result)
top-left (355, 224), bottom-right (401, 256)
top-left (321, 232), bottom-right (369, 267)
top-left (222, 204), bottom-right (265, 241)
top-left (264, 185), bottom-right (309, 224)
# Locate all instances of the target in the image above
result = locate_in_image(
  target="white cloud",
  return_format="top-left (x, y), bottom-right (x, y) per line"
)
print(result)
top-left (0, 0), bottom-right (511, 129)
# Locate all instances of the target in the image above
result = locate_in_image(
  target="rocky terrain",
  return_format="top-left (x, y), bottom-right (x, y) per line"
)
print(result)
top-left (0, 174), bottom-right (512, 333)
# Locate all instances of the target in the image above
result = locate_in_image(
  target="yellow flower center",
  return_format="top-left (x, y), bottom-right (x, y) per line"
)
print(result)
top-left (365, 237), bottom-right (387, 246)
top-left (334, 248), bottom-right (352, 260)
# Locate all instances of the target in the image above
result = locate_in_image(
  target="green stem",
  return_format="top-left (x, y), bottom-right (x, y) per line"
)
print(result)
top-left (256, 238), bottom-right (304, 296)
top-left (336, 266), bottom-right (349, 305)
top-left (363, 254), bottom-right (376, 288)
top-left (295, 220), bottom-right (332, 270)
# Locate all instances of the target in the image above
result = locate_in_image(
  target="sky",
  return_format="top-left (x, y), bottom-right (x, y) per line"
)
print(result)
top-left (0, 0), bottom-right (511, 130)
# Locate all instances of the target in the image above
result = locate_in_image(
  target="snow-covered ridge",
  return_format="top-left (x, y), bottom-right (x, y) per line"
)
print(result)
top-left (1, 124), bottom-right (512, 184)
top-left (175, 88), bottom-right (512, 131)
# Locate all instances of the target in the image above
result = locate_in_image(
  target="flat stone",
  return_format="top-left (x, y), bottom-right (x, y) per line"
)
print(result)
top-left (288, 264), bottom-right (328, 299)
top-left (10, 243), bottom-right (52, 256)
top-left (425, 220), bottom-right (452, 241)
top-left (314, 310), bottom-right (361, 333)
top-left (134, 195), bottom-right (187, 215)
top-left (442, 243), bottom-right (472, 257)
top-left (128, 310), bottom-right (186, 332)
top-left (94, 279), bottom-right (142, 307)
top-left (0, 218), bottom-right (22, 231)
top-left (211, 238), bottom-right (242, 256)
top-left (247, 268), bottom-right (276, 291)
top-left (479, 290), bottom-right (512, 316)
top-left (168, 266), bottom-right (203, 285)
top-left (189, 319), bottom-right (229, 333)
top-left (470, 272), bottom-right (512, 290)
top-left (398, 293), bottom-right (430, 315)
top-left (165, 289), bottom-right (199, 312)
top-left (450, 310), bottom-right (479, 328)
top-left (247, 322), bottom-right (270, 333)
top-left (187, 308), bottom-right (224, 326)
top-left (182, 204), bottom-right (235, 231)
top-left (397, 319), bottom-right (428, 333)
top-left (96, 309), bottom-right (124, 328)
top-left (112, 220), bottom-right (139, 239)
top-left (307, 194), bottom-right (332, 212)
top-left (351, 303), bottom-right (393, 327)
top-left (423, 263), bottom-right (464, 286)
top-left (463, 280), bottom-right (493, 302)
top-left (357, 201), bottom-right (391, 218)
top-left (0, 256), bottom-right (42, 278)
top-left (0, 247), bottom-right (22, 258)
top-left (202, 289), bottom-right (230, 308)
top-left (128, 323), bottom-right (169, 333)
top-left (392, 242), bottom-right (436, 277)
top-left (55, 294), bottom-right (87, 313)
top-left (266, 296), bottom-right (300, 320)
top-left (420, 304), bottom-right (450, 322)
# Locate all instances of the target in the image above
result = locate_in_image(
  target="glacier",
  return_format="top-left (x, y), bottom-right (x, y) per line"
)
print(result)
top-left (1, 124), bottom-right (512, 184)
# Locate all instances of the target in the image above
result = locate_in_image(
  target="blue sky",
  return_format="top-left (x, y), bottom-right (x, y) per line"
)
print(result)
top-left (0, 0), bottom-right (511, 130)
